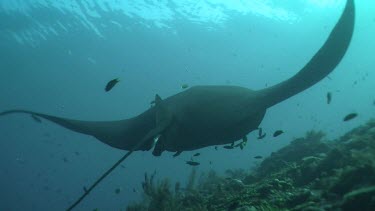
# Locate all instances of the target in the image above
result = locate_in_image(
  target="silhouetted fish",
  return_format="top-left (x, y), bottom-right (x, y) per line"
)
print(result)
top-left (186, 161), bottom-right (200, 166)
top-left (234, 142), bottom-right (242, 148)
top-left (223, 145), bottom-right (234, 149)
top-left (105, 78), bottom-right (120, 92)
top-left (254, 155), bottom-right (263, 159)
top-left (257, 127), bottom-right (266, 139)
top-left (115, 188), bottom-right (121, 194)
top-left (234, 140), bottom-right (246, 150)
top-left (327, 92), bottom-right (332, 104)
top-left (173, 151), bottom-right (182, 157)
top-left (258, 127), bottom-right (262, 136)
top-left (193, 153), bottom-right (200, 157)
top-left (343, 113), bottom-right (358, 121)
top-left (181, 84), bottom-right (189, 89)
top-left (242, 136), bottom-right (248, 142)
top-left (273, 130), bottom-right (284, 137)
top-left (258, 133), bottom-right (266, 140)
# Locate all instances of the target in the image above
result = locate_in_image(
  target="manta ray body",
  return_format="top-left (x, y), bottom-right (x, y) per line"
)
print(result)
top-left (0, 1), bottom-right (355, 208)
top-left (1, 0), bottom-right (355, 156)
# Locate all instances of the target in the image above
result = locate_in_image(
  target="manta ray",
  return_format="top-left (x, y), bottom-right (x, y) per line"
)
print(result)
top-left (0, 0), bottom-right (355, 210)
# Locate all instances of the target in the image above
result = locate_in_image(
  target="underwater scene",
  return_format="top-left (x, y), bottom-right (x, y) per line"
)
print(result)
top-left (0, 0), bottom-right (374, 210)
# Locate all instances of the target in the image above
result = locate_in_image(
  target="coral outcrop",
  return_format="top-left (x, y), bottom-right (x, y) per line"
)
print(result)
top-left (127, 120), bottom-right (375, 211)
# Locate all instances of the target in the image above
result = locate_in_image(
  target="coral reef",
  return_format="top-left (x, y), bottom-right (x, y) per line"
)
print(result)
top-left (127, 120), bottom-right (375, 211)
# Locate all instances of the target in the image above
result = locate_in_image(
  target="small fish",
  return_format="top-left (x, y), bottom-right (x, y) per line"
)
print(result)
top-left (83, 186), bottom-right (88, 193)
top-left (258, 133), bottom-right (266, 140)
top-left (133, 188), bottom-right (137, 193)
top-left (30, 114), bottom-right (42, 123)
top-left (181, 84), bottom-right (189, 89)
top-left (105, 78), bottom-right (120, 92)
top-left (63, 157), bottom-right (69, 163)
top-left (242, 136), bottom-right (248, 142)
top-left (234, 141), bottom-right (246, 150)
top-left (223, 145), bottom-right (234, 149)
top-left (74, 151), bottom-right (80, 156)
top-left (240, 137), bottom-right (248, 149)
top-left (326, 92), bottom-right (332, 104)
top-left (234, 143), bottom-right (241, 148)
top-left (257, 128), bottom-right (266, 140)
top-left (254, 155), bottom-right (263, 159)
top-left (186, 161), bottom-right (200, 166)
top-left (273, 130), bottom-right (284, 137)
top-left (343, 113), bottom-right (358, 121)
top-left (214, 146), bottom-right (218, 150)
top-left (193, 153), bottom-right (200, 157)
top-left (173, 151), bottom-right (182, 157)
top-left (258, 128), bottom-right (263, 137)
top-left (240, 142), bottom-right (246, 150)
top-left (115, 188), bottom-right (121, 194)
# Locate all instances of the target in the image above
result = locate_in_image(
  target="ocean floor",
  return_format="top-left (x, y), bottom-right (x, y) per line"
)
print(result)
top-left (127, 120), bottom-right (375, 211)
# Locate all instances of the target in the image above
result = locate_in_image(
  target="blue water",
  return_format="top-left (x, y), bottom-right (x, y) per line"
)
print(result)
top-left (0, 0), bottom-right (374, 210)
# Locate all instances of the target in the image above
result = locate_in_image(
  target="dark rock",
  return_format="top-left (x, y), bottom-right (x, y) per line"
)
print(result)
top-left (287, 188), bottom-right (312, 208)
top-left (342, 186), bottom-right (375, 211)
top-left (243, 174), bottom-right (259, 185)
top-left (330, 164), bottom-right (375, 196)
top-left (257, 131), bottom-right (330, 177)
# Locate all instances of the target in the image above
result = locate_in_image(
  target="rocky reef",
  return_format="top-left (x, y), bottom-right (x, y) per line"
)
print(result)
top-left (127, 120), bottom-right (375, 211)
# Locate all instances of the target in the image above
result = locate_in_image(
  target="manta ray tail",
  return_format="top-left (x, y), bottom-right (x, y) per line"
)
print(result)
top-left (66, 138), bottom-right (146, 211)
top-left (258, 0), bottom-right (355, 108)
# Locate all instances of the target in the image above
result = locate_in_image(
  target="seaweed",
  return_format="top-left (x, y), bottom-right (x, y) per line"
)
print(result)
top-left (140, 171), bottom-right (181, 211)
